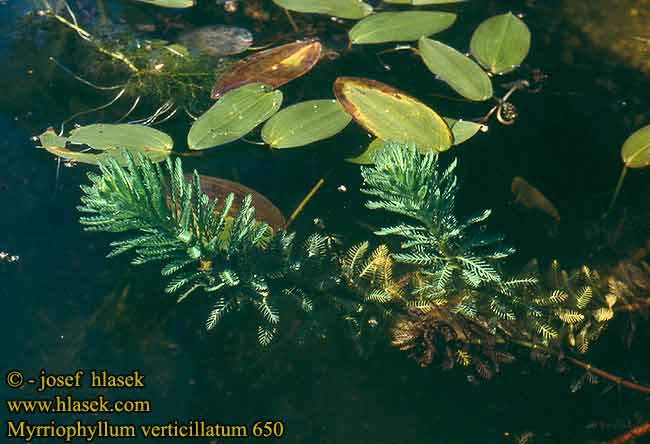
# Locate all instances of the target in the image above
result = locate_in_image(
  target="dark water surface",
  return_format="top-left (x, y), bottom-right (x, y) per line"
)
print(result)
top-left (2, 1), bottom-right (650, 443)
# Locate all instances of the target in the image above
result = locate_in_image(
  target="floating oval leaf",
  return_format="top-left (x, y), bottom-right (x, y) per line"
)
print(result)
top-left (608, 124), bottom-right (650, 210)
top-left (187, 174), bottom-right (286, 229)
top-left (346, 138), bottom-right (384, 165)
top-left (38, 124), bottom-right (173, 166)
top-left (272, 0), bottom-right (372, 19)
top-left (134, 0), bottom-right (195, 8)
top-left (334, 77), bottom-right (452, 153)
top-left (443, 118), bottom-right (484, 145)
top-left (261, 99), bottom-right (351, 149)
top-left (211, 40), bottom-right (321, 99)
top-left (349, 11), bottom-right (456, 44)
top-left (384, 0), bottom-right (465, 4)
top-left (621, 124), bottom-right (650, 168)
top-left (189, 83), bottom-right (283, 150)
top-left (179, 25), bottom-right (253, 57)
top-left (419, 38), bottom-right (493, 101)
top-left (470, 12), bottom-right (531, 74)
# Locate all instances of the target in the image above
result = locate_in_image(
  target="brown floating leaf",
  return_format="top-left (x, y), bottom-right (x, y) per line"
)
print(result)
top-left (511, 176), bottom-right (561, 223)
top-left (211, 39), bottom-right (322, 99)
top-left (186, 174), bottom-right (286, 230)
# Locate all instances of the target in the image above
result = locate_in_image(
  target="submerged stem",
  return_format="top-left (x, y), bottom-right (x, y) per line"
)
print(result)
top-left (286, 178), bottom-right (326, 229)
top-left (608, 165), bottom-right (629, 213)
top-left (44, 7), bottom-right (139, 74)
top-left (512, 339), bottom-right (650, 394)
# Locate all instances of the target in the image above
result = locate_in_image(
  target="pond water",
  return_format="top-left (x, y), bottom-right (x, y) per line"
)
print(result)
top-left (2, 1), bottom-right (650, 443)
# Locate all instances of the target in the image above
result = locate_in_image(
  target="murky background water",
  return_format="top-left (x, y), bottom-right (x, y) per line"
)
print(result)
top-left (2, 0), bottom-right (650, 443)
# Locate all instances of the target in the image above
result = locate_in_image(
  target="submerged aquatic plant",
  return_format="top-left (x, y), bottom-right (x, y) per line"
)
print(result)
top-left (37, 0), bottom-right (225, 127)
top-left (360, 141), bottom-right (514, 294)
top-left (78, 151), bottom-right (312, 345)
top-left (77, 151), bottom-right (399, 346)
top-left (76, 140), bottom-right (650, 392)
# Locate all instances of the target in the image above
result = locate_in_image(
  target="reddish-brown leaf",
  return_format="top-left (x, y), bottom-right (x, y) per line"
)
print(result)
top-left (211, 40), bottom-right (322, 99)
top-left (183, 174), bottom-right (286, 230)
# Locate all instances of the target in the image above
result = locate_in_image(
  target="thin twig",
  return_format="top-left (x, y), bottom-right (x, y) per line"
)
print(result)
top-left (285, 178), bottom-right (326, 229)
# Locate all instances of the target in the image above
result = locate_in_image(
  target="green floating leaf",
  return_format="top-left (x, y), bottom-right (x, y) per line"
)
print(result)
top-left (261, 99), bottom-right (351, 149)
top-left (272, 0), bottom-right (372, 19)
top-left (443, 118), bottom-right (484, 145)
top-left (349, 11), bottom-right (456, 44)
top-left (470, 12), bottom-right (531, 74)
top-left (133, 0), bottom-right (195, 8)
top-left (38, 124), bottom-right (173, 166)
top-left (419, 38), bottom-right (493, 101)
top-left (346, 138), bottom-right (384, 164)
top-left (621, 124), bottom-right (650, 168)
top-left (384, 0), bottom-right (465, 4)
top-left (188, 83), bottom-right (283, 151)
top-left (610, 124), bottom-right (650, 209)
top-left (334, 77), bottom-right (452, 153)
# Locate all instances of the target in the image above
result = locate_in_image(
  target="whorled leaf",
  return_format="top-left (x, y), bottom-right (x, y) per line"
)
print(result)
top-left (334, 77), bottom-right (452, 153)
top-left (261, 99), bottom-right (351, 149)
top-left (211, 40), bottom-right (321, 99)
top-left (38, 124), bottom-right (173, 166)
top-left (272, 0), bottom-right (372, 19)
top-left (349, 11), bottom-right (456, 44)
top-left (188, 83), bottom-right (283, 150)
top-left (470, 12), bottom-right (531, 74)
top-left (419, 37), bottom-right (493, 101)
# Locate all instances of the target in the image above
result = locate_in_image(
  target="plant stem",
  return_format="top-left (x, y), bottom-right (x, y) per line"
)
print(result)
top-left (512, 338), bottom-right (650, 394)
top-left (608, 422), bottom-right (650, 444)
top-left (44, 7), bottom-right (139, 74)
top-left (607, 165), bottom-right (628, 213)
top-left (285, 178), bottom-right (326, 229)
top-left (283, 9), bottom-right (299, 32)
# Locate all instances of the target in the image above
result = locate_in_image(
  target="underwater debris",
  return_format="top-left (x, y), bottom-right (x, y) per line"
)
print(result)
top-left (179, 25), bottom-right (253, 57)
top-left (511, 176), bottom-right (561, 223)
top-left (0, 251), bottom-right (19, 263)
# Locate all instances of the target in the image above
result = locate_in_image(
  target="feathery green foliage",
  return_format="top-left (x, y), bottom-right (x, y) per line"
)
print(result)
top-left (77, 143), bottom-right (622, 382)
top-left (78, 151), bottom-right (334, 346)
top-left (360, 141), bottom-right (514, 297)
